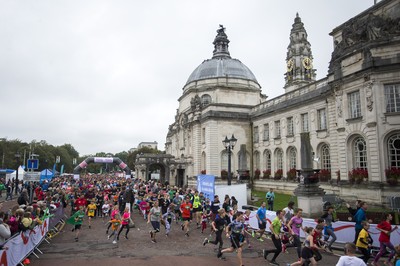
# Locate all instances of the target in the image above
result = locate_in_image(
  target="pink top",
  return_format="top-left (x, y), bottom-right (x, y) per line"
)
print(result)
top-left (121, 212), bottom-right (130, 225)
top-left (111, 209), bottom-right (119, 219)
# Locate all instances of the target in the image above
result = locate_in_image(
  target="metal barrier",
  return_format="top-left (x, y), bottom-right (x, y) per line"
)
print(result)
top-left (0, 207), bottom-right (65, 266)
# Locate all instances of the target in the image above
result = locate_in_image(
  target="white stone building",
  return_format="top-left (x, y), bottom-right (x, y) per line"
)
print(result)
top-left (165, 0), bottom-right (400, 203)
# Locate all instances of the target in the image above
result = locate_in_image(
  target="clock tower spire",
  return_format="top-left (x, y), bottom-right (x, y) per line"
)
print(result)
top-left (284, 13), bottom-right (316, 92)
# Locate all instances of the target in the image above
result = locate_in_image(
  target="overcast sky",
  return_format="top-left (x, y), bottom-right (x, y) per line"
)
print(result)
top-left (0, 0), bottom-right (375, 156)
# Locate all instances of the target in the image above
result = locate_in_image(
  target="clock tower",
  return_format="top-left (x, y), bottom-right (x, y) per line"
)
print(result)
top-left (284, 13), bottom-right (316, 93)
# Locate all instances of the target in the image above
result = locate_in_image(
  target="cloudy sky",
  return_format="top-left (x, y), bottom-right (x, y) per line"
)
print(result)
top-left (0, 0), bottom-right (375, 156)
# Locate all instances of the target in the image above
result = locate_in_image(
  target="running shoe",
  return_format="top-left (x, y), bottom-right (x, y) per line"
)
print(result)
top-left (251, 231), bottom-right (255, 237)
top-left (257, 237), bottom-right (264, 242)
top-left (112, 240), bottom-right (117, 244)
top-left (263, 249), bottom-right (269, 260)
top-left (269, 260), bottom-right (279, 265)
top-left (217, 249), bottom-right (222, 258)
top-left (107, 235), bottom-right (110, 240)
top-left (185, 233), bottom-right (189, 237)
top-left (124, 235), bottom-right (128, 239)
top-left (203, 238), bottom-right (208, 246)
top-left (75, 237), bottom-right (79, 242)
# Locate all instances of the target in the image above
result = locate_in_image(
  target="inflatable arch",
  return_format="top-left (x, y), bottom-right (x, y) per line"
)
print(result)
top-left (73, 157), bottom-right (131, 180)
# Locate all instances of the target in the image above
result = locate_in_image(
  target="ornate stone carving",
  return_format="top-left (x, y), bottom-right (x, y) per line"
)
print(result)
top-left (190, 95), bottom-right (202, 111)
top-left (365, 80), bottom-right (374, 111)
top-left (329, 13), bottom-right (400, 73)
top-left (333, 83), bottom-right (343, 118)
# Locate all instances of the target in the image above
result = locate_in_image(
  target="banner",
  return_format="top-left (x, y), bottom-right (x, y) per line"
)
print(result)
top-left (197, 175), bottom-right (215, 201)
top-left (0, 218), bottom-right (49, 265)
top-left (245, 209), bottom-right (400, 248)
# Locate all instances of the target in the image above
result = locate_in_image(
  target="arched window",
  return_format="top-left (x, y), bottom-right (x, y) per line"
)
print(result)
top-left (288, 147), bottom-right (297, 169)
top-left (276, 148), bottom-right (283, 170)
top-left (388, 133), bottom-right (400, 167)
top-left (353, 137), bottom-right (367, 169)
top-left (321, 144), bottom-right (331, 170)
top-left (264, 149), bottom-right (271, 170)
top-left (221, 150), bottom-right (228, 170)
top-left (201, 94), bottom-right (212, 106)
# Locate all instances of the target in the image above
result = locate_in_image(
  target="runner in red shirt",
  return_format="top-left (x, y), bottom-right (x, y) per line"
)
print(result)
top-left (74, 194), bottom-right (88, 212)
top-left (373, 213), bottom-right (398, 265)
top-left (180, 196), bottom-right (192, 237)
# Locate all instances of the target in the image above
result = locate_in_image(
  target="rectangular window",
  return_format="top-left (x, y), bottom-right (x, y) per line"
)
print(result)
top-left (385, 84), bottom-right (400, 113)
top-left (317, 109), bottom-right (327, 130)
top-left (348, 91), bottom-right (361, 118)
top-left (263, 123), bottom-right (269, 141)
top-left (275, 120), bottom-right (281, 138)
top-left (287, 117), bottom-right (294, 136)
top-left (253, 126), bottom-right (259, 143)
top-left (301, 113), bottom-right (309, 132)
top-left (202, 128), bottom-right (205, 144)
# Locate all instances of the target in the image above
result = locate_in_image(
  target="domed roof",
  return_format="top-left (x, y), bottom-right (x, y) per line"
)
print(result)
top-left (185, 25), bottom-right (258, 86)
top-left (186, 58), bottom-right (258, 85)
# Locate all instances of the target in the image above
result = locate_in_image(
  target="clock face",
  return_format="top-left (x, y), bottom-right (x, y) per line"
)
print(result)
top-left (287, 59), bottom-right (294, 72)
top-left (302, 57), bottom-right (313, 70)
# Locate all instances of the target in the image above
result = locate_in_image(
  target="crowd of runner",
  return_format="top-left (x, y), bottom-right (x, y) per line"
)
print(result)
top-left (1, 174), bottom-right (400, 266)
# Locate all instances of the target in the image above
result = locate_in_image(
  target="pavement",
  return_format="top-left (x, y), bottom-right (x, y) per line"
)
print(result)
top-left (1, 198), bottom-right (347, 266)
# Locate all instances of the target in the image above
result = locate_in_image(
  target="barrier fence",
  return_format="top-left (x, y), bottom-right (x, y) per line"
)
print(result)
top-left (0, 207), bottom-right (65, 266)
top-left (246, 209), bottom-right (400, 248)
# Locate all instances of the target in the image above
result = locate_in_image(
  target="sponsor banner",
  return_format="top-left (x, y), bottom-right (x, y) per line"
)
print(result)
top-left (94, 157), bottom-right (114, 163)
top-left (197, 175), bottom-right (215, 200)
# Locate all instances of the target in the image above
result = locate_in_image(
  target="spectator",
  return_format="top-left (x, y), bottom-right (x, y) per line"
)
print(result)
top-left (266, 188), bottom-right (275, 211)
top-left (353, 201), bottom-right (368, 243)
top-left (0, 212), bottom-right (11, 245)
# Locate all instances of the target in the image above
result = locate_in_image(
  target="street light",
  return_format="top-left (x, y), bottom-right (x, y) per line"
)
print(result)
top-left (223, 134), bottom-right (237, 186)
top-left (14, 152), bottom-right (21, 195)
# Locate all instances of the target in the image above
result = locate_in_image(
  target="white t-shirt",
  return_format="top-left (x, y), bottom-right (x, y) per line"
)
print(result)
top-left (336, 256), bottom-right (366, 266)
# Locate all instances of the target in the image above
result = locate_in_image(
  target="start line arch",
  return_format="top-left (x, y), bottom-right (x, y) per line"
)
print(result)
top-left (73, 157), bottom-right (131, 179)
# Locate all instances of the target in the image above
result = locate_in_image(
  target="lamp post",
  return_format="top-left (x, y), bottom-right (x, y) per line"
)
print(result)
top-left (14, 152), bottom-right (21, 195)
top-left (223, 134), bottom-right (237, 186)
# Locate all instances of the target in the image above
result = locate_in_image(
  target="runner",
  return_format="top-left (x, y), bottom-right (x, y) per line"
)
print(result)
top-left (217, 211), bottom-right (245, 266)
top-left (67, 205), bottom-right (85, 242)
top-left (86, 199), bottom-right (97, 229)
top-left (106, 205), bottom-right (119, 235)
top-left (288, 208), bottom-right (304, 261)
top-left (255, 202), bottom-right (267, 242)
top-left (356, 221), bottom-right (372, 264)
top-left (203, 208), bottom-right (226, 250)
top-left (263, 209), bottom-right (284, 265)
top-left (148, 200), bottom-right (161, 243)
top-left (180, 196), bottom-right (192, 237)
top-left (372, 213), bottom-right (398, 266)
top-left (287, 227), bottom-right (318, 266)
top-left (107, 213), bottom-right (122, 244)
top-left (321, 206), bottom-right (337, 252)
top-left (192, 191), bottom-right (202, 229)
top-left (117, 206), bottom-right (131, 240)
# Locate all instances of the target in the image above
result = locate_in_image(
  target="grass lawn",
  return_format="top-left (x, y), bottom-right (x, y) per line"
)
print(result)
top-left (249, 190), bottom-right (297, 211)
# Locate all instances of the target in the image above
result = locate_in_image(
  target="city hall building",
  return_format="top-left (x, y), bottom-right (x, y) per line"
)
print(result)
top-left (139, 0), bottom-right (400, 204)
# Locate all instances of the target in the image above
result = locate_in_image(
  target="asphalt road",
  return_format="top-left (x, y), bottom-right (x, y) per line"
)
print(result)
top-left (20, 205), bottom-right (345, 266)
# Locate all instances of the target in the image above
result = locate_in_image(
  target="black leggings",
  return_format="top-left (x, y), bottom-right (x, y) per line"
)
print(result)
top-left (117, 224), bottom-right (130, 237)
top-left (209, 230), bottom-right (223, 249)
top-left (265, 234), bottom-right (282, 261)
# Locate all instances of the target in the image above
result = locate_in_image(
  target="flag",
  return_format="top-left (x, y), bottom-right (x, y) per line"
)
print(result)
top-left (60, 165), bottom-right (64, 175)
top-left (52, 163), bottom-right (56, 176)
